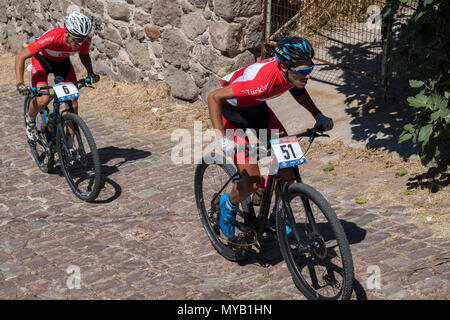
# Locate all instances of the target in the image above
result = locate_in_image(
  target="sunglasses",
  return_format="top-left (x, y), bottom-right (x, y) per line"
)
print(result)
top-left (67, 33), bottom-right (87, 43)
top-left (289, 65), bottom-right (315, 76)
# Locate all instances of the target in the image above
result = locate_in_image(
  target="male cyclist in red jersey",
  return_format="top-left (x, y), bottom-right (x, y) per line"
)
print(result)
top-left (14, 11), bottom-right (99, 143)
top-left (207, 37), bottom-right (334, 239)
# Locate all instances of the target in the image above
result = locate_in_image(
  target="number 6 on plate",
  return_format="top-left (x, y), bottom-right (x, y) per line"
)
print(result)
top-left (52, 82), bottom-right (80, 102)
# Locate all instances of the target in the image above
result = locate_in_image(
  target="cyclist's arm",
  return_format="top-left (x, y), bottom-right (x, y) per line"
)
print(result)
top-left (207, 84), bottom-right (234, 139)
top-left (15, 47), bottom-right (33, 85)
top-left (292, 88), bottom-right (322, 117)
top-left (79, 53), bottom-right (94, 75)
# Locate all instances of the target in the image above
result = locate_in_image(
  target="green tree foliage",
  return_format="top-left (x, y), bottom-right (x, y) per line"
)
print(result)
top-left (383, 0), bottom-right (450, 167)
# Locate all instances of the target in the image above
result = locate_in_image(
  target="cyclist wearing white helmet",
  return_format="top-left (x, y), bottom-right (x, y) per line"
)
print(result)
top-left (207, 36), bottom-right (334, 239)
top-left (15, 11), bottom-right (99, 143)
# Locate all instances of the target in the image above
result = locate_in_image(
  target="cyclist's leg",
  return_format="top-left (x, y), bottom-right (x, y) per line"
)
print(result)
top-left (26, 58), bottom-right (51, 140)
top-left (222, 116), bottom-right (261, 204)
top-left (29, 57), bottom-right (51, 117)
top-left (220, 117), bottom-right (262, 238)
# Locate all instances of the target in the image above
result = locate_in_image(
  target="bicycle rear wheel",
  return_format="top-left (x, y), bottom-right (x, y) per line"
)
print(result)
top-left (277, 183), bottom-right (354, 300)
top-left (56, 112), bottom-right (101, 202)
top-left (194, 153), bottom-right (253, 262)
top-left (23, 97), bottom-right (54, 173)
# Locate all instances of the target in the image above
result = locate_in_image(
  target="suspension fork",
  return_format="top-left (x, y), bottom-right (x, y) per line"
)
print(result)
top-left (293, 165), bottom-right (320, 235)
top-left (278, 167), bottom-right (318, 253)
top-left (53, 100), bottom-right (73, 156)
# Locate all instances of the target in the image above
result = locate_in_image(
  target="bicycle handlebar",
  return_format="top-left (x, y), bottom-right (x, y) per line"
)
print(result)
top-left (27, 77), bottom-right (96, 97)
top-left (234, 126), bottom-right (330, 159)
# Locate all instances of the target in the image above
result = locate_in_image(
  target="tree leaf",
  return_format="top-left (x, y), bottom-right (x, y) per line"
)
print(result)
top-left (355, 198), bottom-right (367, 204)
top-left (429, 93), bottom-right (444, 111)
top-left (418, 124), bottom-right (433, 143)
top-left (399, 133), bottom-right (412, 143)
top-left (414, 11), bottom-right (426, 22)
top-left (409, 79), bottom-right (424, 88)
top-left (407, 94), bottom-right (428, 108)
top-left (396, 168), bottom-right (408, 177)
top-left (403, 123), bottom-right (415, 133)
top-left (430, 111), bottom-right (441, 121)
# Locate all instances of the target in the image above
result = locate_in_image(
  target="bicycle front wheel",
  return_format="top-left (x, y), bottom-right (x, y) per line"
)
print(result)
top-left (277, 183), bottom-right (354, 300)
top-left (56, 113), bottom-right (101, 202)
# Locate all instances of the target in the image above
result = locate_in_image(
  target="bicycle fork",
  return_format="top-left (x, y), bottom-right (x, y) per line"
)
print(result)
top-left (279, 168), bottom-right (321, 255)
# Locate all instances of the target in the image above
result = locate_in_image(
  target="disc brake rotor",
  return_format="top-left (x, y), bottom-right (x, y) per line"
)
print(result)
top-left (310, 231), bottom-right (327, 259)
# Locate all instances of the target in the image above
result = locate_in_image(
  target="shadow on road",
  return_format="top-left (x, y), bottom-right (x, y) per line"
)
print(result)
top-left (52, 146), bottom-right (152, 203)
top-left (93, 146), bottom-right (152, 203)
top-left (406, 161), bottom-right (450, 194)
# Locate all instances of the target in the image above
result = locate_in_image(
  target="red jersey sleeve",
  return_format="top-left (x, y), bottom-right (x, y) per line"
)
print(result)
top-left (27, 38), bottom-right (49, 56)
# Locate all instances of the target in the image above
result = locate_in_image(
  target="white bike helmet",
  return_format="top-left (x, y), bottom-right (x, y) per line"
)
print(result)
top-left (65, 11), bottom-right (92, 37)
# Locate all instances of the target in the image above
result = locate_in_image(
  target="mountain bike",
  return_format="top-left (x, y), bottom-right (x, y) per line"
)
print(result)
top-left (23, 77), bottom-right (101, 202)
top-left (194, 128), bottom-right (354, 300)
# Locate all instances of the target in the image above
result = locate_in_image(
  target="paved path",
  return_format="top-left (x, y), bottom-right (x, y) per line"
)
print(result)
top-left (0, 83), bottom-right (448, 300)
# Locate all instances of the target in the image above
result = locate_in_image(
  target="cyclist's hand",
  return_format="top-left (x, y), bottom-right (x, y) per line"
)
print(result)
top-left (218, 136), bottom-right (237, 156)
top-left (87, 73), bottom-right (100, 84)
top-left (16, 82), bottom-right (29, 96)
top-left (314, 113), bottom-right (333, 131)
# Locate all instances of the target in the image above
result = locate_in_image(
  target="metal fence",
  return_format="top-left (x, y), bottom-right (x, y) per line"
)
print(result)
top-left (261, 0), bottom-right (417, 99)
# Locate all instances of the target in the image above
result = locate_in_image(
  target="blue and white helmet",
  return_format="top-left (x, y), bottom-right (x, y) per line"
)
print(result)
top-left (275, 36), bottom-right (315, 67)
top-left (65, 11), bottom-right (92, 37)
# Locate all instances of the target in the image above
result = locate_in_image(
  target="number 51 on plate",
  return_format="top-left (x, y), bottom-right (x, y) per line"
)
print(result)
top-left (270, 136), bottom-right (306, 169)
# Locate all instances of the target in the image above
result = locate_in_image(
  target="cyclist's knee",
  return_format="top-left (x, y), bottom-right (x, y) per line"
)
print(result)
top-left (31, 96), bottom-right (50, 112)
top-left (36, 95), bottom-right (51, 108)
top-left (238, 176), bottom-right (260, 196)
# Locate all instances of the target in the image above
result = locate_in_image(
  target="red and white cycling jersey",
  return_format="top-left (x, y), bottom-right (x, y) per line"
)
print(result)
top-left (220, 57), bottom-right (294, 107)
top-left (27, 28), bottom-right (91, 62)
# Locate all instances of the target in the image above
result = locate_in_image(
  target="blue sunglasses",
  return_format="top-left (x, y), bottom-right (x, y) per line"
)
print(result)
top-left (68, 32), bottom-right (87, 43)
top-left (289, 65), bottom-right (315, 75)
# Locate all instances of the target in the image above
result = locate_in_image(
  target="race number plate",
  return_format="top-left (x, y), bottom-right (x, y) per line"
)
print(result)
top-left (53, 83), bottom-right (79, 102)
top-left (270, 136), bottom-right (306, 168)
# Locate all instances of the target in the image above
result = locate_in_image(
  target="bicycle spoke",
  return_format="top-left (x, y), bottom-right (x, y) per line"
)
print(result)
top-left (196, 160), bottom-right (254, 261)
top-left (280, 188), bottom-right (351, 299)
top-left (25, 107), bottom-right (54, 173)
top-left (57, 114), bottom-right (101, 201)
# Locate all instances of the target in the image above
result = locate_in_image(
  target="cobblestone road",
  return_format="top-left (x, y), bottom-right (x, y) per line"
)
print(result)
top-left (0, 84), bottom-right (448, 300)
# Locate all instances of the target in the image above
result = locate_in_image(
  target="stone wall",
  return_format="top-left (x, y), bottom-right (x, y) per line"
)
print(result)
top-left (0, 0), bottom-right (264, 102)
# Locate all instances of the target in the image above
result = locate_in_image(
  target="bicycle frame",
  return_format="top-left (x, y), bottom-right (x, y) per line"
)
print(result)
top-left (209, 128), bottom-right (328, 247)
top-left (214, 153), bottom-right (321, 254)
top-left (29, 79), bottom-right (90, 155)
top-left (42, 98), bottom-right (73, 148)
